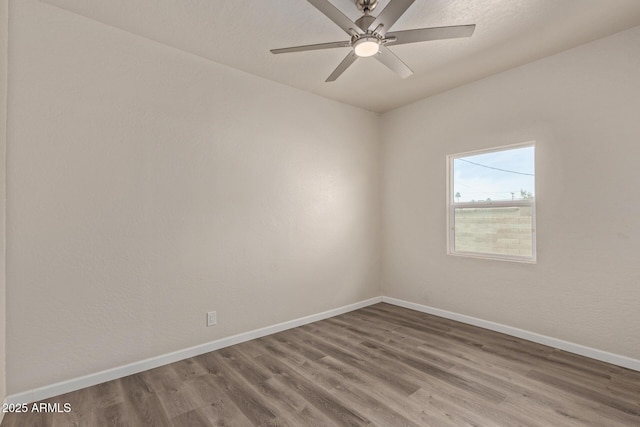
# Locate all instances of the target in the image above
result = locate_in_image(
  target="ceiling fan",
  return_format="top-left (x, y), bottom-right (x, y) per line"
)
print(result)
top-left (271, 0), bottom-right (475, 82)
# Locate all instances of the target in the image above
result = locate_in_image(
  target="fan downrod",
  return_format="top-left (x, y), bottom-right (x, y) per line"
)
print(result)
top-left (355, 0), bottom-right (378, 13)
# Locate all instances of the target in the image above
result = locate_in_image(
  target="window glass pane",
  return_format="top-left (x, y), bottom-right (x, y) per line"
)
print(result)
top-left (453, 146), bottom-right (534, 203)
top-left (454, 206), bottom-right (533, 258)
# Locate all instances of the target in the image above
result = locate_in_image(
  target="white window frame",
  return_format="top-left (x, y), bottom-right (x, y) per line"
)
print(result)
top-left (446, 142), bottom-right (537, 263)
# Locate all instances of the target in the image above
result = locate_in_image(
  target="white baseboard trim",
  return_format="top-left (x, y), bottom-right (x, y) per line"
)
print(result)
top-left (0, 398), bottom-right (5, 425)
top-left (382, 296), bottom-right (640, 372)
top-left (6, 296), bottom-right (382, 405)
top-left (7, 294), bottom-right (639, 405)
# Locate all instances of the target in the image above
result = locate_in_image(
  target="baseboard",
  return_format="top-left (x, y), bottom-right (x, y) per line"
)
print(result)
top-left (6, 296), bottom-right (382, 405)
top-left (382, 296), bottom-right (640, 372)
top-left (7, 294), bottom-right (638, 405)
top-left (0, 398), bottom-right (5, 425)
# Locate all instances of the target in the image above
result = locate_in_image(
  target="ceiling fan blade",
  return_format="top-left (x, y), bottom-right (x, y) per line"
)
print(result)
top-left (307, 0), bottom-right (364, 34)
top-left (375, 45), bottom-right (413, 79)
top-left (385, 24), bottom-right (476, 46)
top-left (326, 51), bottom-right (358, 82)
top-left (271, 41), bottom-right (350, 54)
top-left (368, 0), bottom-right (415, 35)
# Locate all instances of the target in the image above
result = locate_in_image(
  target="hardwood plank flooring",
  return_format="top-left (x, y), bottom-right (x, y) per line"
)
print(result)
top-left (3, 303), bottom-right (640, 426)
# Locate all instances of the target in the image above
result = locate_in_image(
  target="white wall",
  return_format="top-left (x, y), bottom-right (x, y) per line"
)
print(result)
top-left (381, 26), bottom-right (640, 360)
top-left (6, 0), bottom-right (380, 394)
top-left (0, 0), bottom-right (8, 406)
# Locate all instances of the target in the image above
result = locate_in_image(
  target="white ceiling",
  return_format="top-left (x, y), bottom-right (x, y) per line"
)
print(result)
top-left (42, 0), bottom-right (640, 113)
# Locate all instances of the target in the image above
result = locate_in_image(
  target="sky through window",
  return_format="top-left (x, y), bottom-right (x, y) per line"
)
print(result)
top-left (453, 145), bottom-right (535, 203)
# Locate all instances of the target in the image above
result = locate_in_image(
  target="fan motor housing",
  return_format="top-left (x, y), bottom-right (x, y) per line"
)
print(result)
top-left (355, 14), bottom-right (376, 31)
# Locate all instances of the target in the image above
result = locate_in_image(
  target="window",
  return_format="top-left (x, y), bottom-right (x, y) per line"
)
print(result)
top-left (447, 143), bottom-right (536, 262)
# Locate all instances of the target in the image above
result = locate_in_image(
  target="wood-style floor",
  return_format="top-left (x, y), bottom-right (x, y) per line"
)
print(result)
top-left (3, 303), bottom-right (640, 426)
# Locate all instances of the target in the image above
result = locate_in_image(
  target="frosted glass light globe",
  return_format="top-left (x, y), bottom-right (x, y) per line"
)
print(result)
top-left (354, 38), bottom-right (380, 57)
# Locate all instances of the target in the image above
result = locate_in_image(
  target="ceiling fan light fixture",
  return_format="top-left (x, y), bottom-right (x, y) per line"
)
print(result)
top-left (270, 0), bottom-right (476, 82)
top-left (353, 37), bottom-right (380, 57)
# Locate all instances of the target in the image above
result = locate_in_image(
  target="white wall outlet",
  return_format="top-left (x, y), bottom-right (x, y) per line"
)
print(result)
top-left (206, 311), bottom-right (217, 326)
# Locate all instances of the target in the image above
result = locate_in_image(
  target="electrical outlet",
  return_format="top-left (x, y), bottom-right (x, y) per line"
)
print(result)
top-left (207, 311), bottom-right (217, 326)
